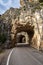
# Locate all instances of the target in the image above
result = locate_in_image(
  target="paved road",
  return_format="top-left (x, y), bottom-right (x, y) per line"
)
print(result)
top-left (6, 47), bottom-right (43, 65)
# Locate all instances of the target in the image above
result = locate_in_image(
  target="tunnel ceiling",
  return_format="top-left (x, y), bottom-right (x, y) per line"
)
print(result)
top-left (14, 21), bottom-right (34, 38)
top-left (15, 21), bottom-right (34, 32)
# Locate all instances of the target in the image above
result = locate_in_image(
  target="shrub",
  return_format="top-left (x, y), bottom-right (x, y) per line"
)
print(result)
top-left (0, 33), bottom-right (7, 43)
top-left (39, 0), bottom-right (43, 3)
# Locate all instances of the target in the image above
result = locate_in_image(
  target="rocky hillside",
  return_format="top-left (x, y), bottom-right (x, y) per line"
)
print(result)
top-left (1, 7), bottom-right (21, 20)
top-left (0, 0), bottom-right (43, 49)
top-left (0, 7), bottom-right (22, 48)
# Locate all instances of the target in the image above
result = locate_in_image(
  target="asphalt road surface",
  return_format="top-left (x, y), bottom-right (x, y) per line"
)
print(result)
top-left (6, 46), bottom-right (43, 65)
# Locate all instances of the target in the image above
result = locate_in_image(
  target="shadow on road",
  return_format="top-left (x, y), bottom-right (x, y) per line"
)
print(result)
top-left (15, 43), bottom-right (30, 47)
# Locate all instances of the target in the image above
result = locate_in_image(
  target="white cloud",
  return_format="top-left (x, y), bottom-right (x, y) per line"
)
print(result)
top-left (0, 8), bottom-right (5, 14)
top-left (0, 0), bottom-right (20, 14)
top-left (0, 0), bottom-right (12, 7)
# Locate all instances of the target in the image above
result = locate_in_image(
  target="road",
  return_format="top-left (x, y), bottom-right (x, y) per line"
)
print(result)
top-left (1, 44), bottom-right (43, 65)
top-left (6, 46), bottom-right (43, 65)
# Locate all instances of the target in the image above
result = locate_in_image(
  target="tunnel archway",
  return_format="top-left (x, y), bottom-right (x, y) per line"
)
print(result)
top-left (16, 32), bottom-right (29, 46)
top-left (16, 34), bottom-right (26, 43)
top-left (11, 21), bottom-right (34, 47)
top-left (14, 29), bottom-right (34, 46)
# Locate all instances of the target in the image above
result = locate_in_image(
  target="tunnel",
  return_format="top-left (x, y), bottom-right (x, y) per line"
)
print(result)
top-left (11, 21), bottom-right (34, 47)
top-left (16, 34), bottom-right (26, 43)
top-left (15, 32), bottom-right (29, 46)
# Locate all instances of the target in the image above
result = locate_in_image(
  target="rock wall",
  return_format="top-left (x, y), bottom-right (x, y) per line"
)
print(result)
top-left (11, 18), bottom-right (34, 47)
top-left (0, 0), bottom-right (43, 50)
top-left (10, 0), bottom-right (43, 50)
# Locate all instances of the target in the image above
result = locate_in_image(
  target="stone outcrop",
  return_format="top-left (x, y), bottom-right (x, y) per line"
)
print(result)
top-left (0, 0), bottom-right (43, 50)
top-left (11, 18), bottom-right (34, 46)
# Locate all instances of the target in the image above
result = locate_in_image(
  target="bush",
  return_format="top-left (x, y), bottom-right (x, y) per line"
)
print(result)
top-left (0, 33), bottom-right (7, 43)
top-left (39, 0), bottom-right (43, 6)
top-left (39, 0), bottom-right (43, 3)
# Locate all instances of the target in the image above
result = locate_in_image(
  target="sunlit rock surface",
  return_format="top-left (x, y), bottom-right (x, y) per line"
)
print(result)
top-left (0, 0), bottom-right (43, 50)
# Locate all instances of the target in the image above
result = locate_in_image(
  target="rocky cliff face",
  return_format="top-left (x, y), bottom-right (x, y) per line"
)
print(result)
top-left (20, 0), bottom-right (39, 6)
top-left (0, 0), bottom-right (43, 50)
top-left (0, 7), bottom-right (21, 48)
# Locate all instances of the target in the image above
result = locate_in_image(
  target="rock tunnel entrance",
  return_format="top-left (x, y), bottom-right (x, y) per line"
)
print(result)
top-left (16, 35), bottom-right (26, 43)
top-left (15, 30), bottom-right (34, 46)
top-left (11, 22), bottom-right (34, 47)
top-left (16, 32), bottom-right (29, 46)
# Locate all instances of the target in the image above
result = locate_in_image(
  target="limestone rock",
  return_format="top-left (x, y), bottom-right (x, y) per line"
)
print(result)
top-left (0, 0), bottom-right (43, 50)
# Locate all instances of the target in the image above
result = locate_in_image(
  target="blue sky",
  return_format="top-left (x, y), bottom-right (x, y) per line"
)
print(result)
top-left (0, 0), bottom-right (20, 14)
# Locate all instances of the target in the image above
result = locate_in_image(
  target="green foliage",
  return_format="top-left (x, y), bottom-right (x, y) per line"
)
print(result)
top-left (31, 6), bottom-right (41, 13)
top-left (39, 0), bottom-right (43, 6)
top-left (40, 3), bottom-right (43, 6)
top-left (39, 0), bottom-right (43, 3)
top-left (0, 33), bottom-right (7, 43)
top-left (23, 6), bottom-right (26, 11)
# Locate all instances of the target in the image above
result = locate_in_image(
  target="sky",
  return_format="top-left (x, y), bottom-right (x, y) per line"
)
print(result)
top-left (0, 0), bottom-right (20, 14)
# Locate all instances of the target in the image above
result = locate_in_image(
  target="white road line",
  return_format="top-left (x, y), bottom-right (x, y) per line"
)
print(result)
top-left (6, 49), bottom-right (14, 65)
